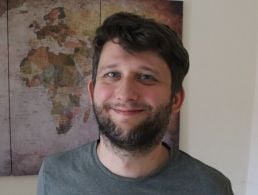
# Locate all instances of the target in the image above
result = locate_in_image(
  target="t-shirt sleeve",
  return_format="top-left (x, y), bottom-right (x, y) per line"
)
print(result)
top-left (224, 178), bottom-right (234, 195)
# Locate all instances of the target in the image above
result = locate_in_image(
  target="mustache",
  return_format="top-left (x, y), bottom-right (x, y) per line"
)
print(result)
top-left (102, 102), bottom-right (152, 110)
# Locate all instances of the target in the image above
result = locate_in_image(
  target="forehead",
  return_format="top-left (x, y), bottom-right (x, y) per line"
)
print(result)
top-left (98, 41), bottom-right (171, 75)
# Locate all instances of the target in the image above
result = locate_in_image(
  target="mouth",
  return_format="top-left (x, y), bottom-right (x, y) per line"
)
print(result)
top-left (111, 107), bottom-right (145, 116)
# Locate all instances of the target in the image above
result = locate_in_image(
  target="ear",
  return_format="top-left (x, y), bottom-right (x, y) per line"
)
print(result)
top-left (171, 88), bottom-right (185, 114)
top-left (88, 80), bottom-right (94, 104)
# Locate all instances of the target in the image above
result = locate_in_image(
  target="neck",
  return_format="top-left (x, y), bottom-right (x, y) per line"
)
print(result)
top-left (97, 136), bottom-right (170, 178)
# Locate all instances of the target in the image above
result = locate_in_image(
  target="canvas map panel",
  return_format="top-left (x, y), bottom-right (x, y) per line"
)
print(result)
top-left (0, 0), bottom-right (11, 176)
top-left (8, 0), bottom-right (100, 175)
top-left (0, 0), bottom-right (183, 176)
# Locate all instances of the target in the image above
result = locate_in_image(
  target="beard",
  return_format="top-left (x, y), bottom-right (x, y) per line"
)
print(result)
top-left (92, 101), bottom-right (172, 154)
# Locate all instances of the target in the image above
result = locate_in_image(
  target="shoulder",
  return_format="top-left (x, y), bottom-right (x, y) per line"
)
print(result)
top-left (178, 150), bottom-right (228, 179)
top-left (170, 149), bottom-right (233, 193)
top-left (37, 141), bottom-right (99, 195)
top-left (42, 140), bottom-right (96, 172)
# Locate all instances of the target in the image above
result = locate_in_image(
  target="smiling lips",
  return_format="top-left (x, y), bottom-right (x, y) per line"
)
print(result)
top-left (111, 107), bottom-right (145, 116)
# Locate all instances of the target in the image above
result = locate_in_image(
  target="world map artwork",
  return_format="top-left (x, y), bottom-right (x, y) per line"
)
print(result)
top-left (0, 0), bottom-right (183, 176)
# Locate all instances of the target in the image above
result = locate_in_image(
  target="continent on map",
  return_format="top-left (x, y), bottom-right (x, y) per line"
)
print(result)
top-left (20, 7), bottom-right (92, 134)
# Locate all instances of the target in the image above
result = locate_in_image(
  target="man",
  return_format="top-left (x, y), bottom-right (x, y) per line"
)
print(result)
top-left (37, 12), bottom-right (234, 195)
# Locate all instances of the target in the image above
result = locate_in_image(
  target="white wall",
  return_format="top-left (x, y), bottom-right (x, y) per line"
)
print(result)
top-left (0, 0), bottom-right (257, 195)
top-left (181, 0), bottom-right (257, 194)
top-left (246, 0), bottom-right (258, 193)
top-left (246, 48), bottom-right (258, 193)
top-left (0, 176), bottom-right (36, 195)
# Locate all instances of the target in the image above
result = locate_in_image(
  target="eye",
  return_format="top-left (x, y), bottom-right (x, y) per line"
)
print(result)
top-left (139, 74), bottom-right (154, 80)
top-left (103, 72), bottom-right (121, 80)
top-left (137, 74), bottom-right (158, 85)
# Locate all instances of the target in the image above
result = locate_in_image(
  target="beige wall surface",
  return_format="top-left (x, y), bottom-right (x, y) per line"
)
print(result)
top-left (0, 176), bottom-right (37, 195)
top-left (0, 0), bottom-right (257, 195)
top-left (246, 0), bottom-right (258, 193)
top-left (181, 0), bottom-right (257, 195)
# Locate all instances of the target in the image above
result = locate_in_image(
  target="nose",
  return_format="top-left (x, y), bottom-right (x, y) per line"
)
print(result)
top-left (115, 77), bottom-right (139, 102)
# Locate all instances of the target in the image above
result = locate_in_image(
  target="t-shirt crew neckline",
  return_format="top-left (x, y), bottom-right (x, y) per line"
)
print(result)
top-left (92, 140), bottom-right (175, 183)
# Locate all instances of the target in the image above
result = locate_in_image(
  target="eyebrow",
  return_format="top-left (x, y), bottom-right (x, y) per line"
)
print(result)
top-left (98, 63), bottom-right (160, 75)
top-left (98, 64), bottom-right (118, 73)
top-left (138, 66), bottom-right (160, 75)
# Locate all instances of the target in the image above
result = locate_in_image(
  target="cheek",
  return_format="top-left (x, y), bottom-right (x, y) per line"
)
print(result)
top-left (93, 84), bottom-right (114, 104)
top-left (140, 88), bottom-right (171, 106)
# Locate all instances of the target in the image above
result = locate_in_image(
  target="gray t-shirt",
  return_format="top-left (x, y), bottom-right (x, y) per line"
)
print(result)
top-left (37, 141), bottom-right (234, 195)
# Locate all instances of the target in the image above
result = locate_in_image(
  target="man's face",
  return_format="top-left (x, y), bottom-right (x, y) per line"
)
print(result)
top-left (89, 41), bottom-right (176, 152)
